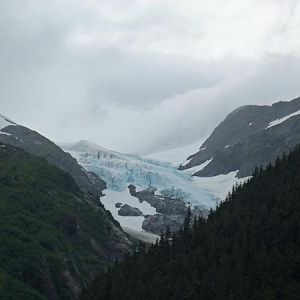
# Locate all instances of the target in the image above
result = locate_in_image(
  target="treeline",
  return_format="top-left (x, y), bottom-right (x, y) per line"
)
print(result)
top-left (81, 146), bottom-right (300, 300)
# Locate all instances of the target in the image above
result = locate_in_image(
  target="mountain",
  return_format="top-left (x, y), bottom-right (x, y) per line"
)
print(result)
top-left (0, 142), bottom-right (133, 300)
top-left (0, 115), bottom-right (106, 197)
top-left (179, 96), bottom-right (300, 178)
top-left (81, 145), bottom-right (300, 300)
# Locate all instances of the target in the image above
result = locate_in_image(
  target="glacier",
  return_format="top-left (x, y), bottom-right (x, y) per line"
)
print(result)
top-left (60, 140), bottom-right (241, 208)
top-left (60, 140), bottom-right (244, 235)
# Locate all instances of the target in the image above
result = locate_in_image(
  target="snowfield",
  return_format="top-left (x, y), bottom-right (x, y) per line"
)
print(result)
top-left (100, 189), bottom-right (159, 243)
top-left (266, 109), bottom-right (300, 129)
top-left (101, 190), bottom-right (155, 231)
top-left (181, 158), bottom-right (213, 175)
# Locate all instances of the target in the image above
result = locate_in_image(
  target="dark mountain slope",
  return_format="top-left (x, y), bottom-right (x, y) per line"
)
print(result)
top-left (82, 146), bottom-right (300, 300)
top-left (0, 116), bottom-right (106, 196)
top-left (0, 143), bottom-right (133, 300)
top-left (179, 96), bottom-right (300, 178)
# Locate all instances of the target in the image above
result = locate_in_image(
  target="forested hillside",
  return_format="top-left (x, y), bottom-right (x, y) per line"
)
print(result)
top-left (0, 143), bottom-right (133, 300)
top-left (82, 146), bottom-right (300, 300)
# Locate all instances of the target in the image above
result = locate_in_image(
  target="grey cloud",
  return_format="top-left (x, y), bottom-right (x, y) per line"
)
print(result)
top-left (0, 0), bottom-right (300, 155)
top-left (84, 49), bottom-right (233, 108)
top-left (135, 55), bottom-right (300, 154)
top-left (0, 0), bottom-right (226, 114)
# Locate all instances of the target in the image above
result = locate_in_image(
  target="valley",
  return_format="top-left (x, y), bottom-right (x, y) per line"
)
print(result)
top-left (2, 2), bottom-right (300, 299)
top-left (1, 96), bottom-right (300, 299)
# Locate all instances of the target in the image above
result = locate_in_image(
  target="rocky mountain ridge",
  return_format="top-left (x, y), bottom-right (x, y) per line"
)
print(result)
top-left (179, 96), bottom-right (300, 178)
top-left (0, 116), bottom-right (106, 197)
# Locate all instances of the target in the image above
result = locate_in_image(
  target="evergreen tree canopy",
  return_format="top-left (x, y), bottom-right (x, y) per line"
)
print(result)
top-left (81, 146), bottom-right (300, 300)
top-left (0, 143), bottom-right (131, 299)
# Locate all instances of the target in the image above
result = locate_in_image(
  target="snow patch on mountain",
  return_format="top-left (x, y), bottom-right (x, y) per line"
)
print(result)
top-left (192, 171), bottom-right (242, 202)
top-left (0, 131), bottom-right (12, 136)
top-left (101, 190), bottom-right (156, 230)
top-left (266, 109), bottom-right (300, 129)
top-left (0, 114), bottom-right (16, 134)
top-left (182, 158), bottom-right (213, 175)
top-left (180, 158), bottom-right (192, 168)
top-left (101, 190), bottom-right (159, 242)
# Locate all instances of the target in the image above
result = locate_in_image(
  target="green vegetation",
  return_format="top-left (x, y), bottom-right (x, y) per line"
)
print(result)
top-left (0, 143), bottom-right (131, 299)
top-left (82, 146), bottom-right (300, 300)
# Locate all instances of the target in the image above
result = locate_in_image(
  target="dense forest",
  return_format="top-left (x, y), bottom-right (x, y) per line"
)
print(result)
top-left (0, 143), bottom-right (133, 300)
top-left (82, 146), bottom-right (300, 300)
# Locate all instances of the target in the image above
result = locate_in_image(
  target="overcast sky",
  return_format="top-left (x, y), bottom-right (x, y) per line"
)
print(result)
top-left (1, 0), bottom-right (300, 154)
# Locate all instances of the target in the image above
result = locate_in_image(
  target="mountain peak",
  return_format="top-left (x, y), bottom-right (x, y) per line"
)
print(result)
top-left (179, 96), bottom-right (300, 178)
top-left (60, 140), bottom-right (109, 153)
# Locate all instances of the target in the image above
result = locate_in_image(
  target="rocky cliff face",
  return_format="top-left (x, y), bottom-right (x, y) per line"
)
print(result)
top-left (128, 185), bottom-right (187, 215)
top-left (118, 204), bottom-right (143, 216)
top-left (0, 118), bottom-right (106, 197)
top-left (128, 185), bottom-right (207, 234)
top-left (179, 96), bottom-right (300, 178)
